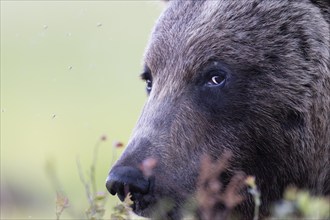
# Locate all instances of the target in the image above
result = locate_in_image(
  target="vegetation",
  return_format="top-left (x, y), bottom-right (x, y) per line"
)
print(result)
top-left (3, 2), bottom-right (328, 219)
top-left (51, 139), bottom-right (329, 220)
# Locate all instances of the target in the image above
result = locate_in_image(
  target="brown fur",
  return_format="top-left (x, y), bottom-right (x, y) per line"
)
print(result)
top-left (108, 0), bottom-right (330, 218)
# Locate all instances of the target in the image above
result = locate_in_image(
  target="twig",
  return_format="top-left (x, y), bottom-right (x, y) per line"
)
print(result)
top-left (77, 136), bottom-right (109, 220)
top-left (246, 176), bottom-right (261, 220)
top-left (196, 151), bottom-right (247, 220)
top-left (76, 156), bottom-right (93, 205)
top-left (91, 140), bottom-right (101, 196)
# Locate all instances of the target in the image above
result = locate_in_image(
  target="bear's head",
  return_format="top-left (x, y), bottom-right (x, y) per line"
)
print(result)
top-left (106, 0), bottom-right (330, 218)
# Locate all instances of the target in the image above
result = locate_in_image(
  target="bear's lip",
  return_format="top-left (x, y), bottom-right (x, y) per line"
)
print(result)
top-left (129, 193), bottom-right (181, 218)
top-left (129, 192), bottom-right (156, 216)
top-left (113, 189), bottom-right (155, 216)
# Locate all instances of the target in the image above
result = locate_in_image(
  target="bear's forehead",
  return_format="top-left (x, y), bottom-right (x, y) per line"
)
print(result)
top-left (144, 1), bottom-right (226, 75)
top-left (144, 0), bottom-right (307, 80)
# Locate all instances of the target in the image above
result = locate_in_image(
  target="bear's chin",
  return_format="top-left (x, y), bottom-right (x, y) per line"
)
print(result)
top-left (131, 196), bottom-right (181, 219)
top-left (129, 194), bottom-right (157, 217)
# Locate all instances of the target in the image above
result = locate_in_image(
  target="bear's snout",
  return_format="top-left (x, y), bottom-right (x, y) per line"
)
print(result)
top-left (106, 166), bottom-right (150, 202)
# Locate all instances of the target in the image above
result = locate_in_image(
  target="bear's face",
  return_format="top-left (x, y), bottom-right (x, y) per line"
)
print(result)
top-left (107, 0), bottom-right (329, 218)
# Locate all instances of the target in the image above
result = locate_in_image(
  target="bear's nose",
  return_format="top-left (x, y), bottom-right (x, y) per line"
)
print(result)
top-left (106, 166), bottom-right (150, 201)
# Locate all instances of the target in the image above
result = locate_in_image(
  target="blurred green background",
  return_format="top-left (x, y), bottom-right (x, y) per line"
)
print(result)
top-left (0, 1), bottom-right (163, 219)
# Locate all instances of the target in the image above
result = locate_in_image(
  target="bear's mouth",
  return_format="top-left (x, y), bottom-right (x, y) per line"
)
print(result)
top-left (117, 190), bottom-right (179, 218)
top-left (106, 166), bottom-right (180, 218)
top-left (130, 193), bottom-right (153, 215)
top-left (114, 187), bottom-right (157, 217)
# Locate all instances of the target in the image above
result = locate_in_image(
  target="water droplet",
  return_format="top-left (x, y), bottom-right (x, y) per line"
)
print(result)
top-left (52, 114), bottom-right (56, 119)
top-left (43, 25), bottom-right (48, 30)
top-left (68, 66), bottom-right (73, 70)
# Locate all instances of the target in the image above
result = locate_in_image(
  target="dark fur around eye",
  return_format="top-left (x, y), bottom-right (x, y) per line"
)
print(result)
top-left (140, 65), bottom-right (152, 81)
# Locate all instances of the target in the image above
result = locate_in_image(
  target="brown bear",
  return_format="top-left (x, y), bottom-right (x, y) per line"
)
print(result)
top-left (106, 0), bottom-right (330, 219)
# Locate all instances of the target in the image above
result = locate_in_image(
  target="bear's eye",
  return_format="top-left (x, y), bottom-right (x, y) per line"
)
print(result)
top-left (140, 65), bottom-right (152, 94)
top-left (146, 79), bottom-right (152, 92)
top-left (207, 75), bottom-right (226, 86)
top-left (202, 61), bottom-right (228, 88)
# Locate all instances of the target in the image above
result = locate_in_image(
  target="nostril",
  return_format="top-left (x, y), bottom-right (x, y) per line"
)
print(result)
top-left (106, 166), bottom-right (150, 201)
top-left (106, 177), bottom-right (123, 196)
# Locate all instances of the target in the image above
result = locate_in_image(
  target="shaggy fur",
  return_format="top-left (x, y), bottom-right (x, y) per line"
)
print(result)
top-left (108, 0), bottom-right (330, 218)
